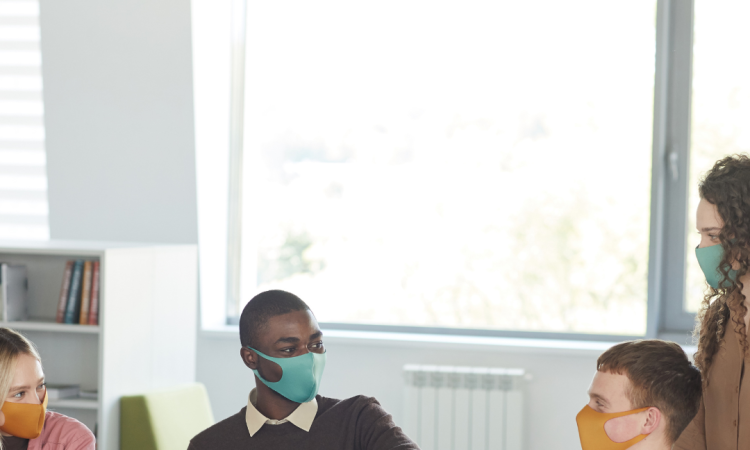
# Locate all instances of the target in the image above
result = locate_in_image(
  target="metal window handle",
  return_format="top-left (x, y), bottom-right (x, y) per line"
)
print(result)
top-left (669, 151), bottom-right (679, 181)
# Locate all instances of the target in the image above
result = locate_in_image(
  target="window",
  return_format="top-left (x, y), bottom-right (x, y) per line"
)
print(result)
top-left (207, 0), bottom-right (710, 338)
top-left (223, 0), bottom-right (659, 337)
top-left (685, 0), bottom-right (750, 313)
top-left (0, 0), bottom-right (49, 240)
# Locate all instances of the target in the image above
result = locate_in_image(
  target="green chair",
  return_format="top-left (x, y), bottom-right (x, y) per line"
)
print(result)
top-left (120, 383), bottom-right (215, 450)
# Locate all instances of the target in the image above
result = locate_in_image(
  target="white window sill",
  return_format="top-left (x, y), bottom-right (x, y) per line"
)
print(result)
top-left (201, 326), bottom-right (680, 357)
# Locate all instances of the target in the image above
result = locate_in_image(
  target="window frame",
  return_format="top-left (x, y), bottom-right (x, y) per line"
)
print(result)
top-left (224, 0), bottom-right (699, 340)
top-left (225, 0), bottom-right (248, 321)
top-left (648, 0), bottom-right (697, 336)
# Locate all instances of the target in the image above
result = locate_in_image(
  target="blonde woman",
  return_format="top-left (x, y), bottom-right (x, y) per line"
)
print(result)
top-left (0, 328), bottom-right (94, 450)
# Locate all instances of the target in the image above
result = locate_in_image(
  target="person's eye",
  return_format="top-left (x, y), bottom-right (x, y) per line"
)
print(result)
top-left (311, 342), bottom-right (323, 348)
top-left (281, 347), bottom-right (295, 354)
top-left (13, 391), bottom-right (24, 398)
top-left (37, 382), bottom-right (46, 390)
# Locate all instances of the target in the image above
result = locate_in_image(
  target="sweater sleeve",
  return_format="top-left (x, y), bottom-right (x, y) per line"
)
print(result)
top-left (62, 432), bottom-right (96, 450)
top-left (356, 398), bottom-right (419, 450)
top-left (28, 412), bottom-right (96, 450)
top-left (673, 399), bottom-right (706, 450)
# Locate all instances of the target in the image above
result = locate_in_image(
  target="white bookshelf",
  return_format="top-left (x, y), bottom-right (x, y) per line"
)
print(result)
top-left (0, 240), bottom-right (198, 450)
top-left (0, 321), bottom-right (101, 334)
top-left (49, 398), bottom-right (100, 410)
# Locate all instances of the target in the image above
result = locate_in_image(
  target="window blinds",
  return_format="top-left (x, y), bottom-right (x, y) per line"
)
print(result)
top-left (0, 0), bottom-right (49, 239)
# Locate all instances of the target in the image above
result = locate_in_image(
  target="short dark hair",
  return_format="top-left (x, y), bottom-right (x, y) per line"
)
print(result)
top-left (239, 290), bottom-right (310, 348)
top-left (597, 339), bottom-right (702, 444)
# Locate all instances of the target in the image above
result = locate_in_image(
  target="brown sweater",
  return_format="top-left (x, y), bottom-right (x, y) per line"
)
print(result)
top-left (188, 395), bottom-right (419, 450)
top-left (674, 306), bottom-right (750, 450)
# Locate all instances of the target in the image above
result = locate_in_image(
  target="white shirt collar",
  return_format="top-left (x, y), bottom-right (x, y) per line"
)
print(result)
top-left (245, 388), bottom-right (318, 437)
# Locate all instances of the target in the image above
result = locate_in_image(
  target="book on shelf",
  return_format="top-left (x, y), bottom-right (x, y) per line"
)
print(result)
top-left (0, 263), bottom-right (28, 322)
top-left (46, 384), bottom-right (80, 400)
top-left (88, 261), bottom-right (100, 325)
top-left (79, 389), bottom-right (98, 400)
top-left (63, 261), bottom-right (83, 324)
top-left (79, 261), bottom-right (92, 325)
top-left (57, 260), bottom-right (100, 325)
top-left (55, 261), bottom-right (74, 323)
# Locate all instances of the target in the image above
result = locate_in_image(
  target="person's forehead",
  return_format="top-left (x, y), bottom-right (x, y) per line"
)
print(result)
top-left (12, 353), bottom-right (43, 380)
top-left (697, 198), bottom-right (723, 227)
top-left (264, 310), bottom-right (319, 335)
top-left (590, 370), bottom-right (631, 400)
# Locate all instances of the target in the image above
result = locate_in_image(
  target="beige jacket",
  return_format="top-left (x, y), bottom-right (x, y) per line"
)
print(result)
top-left (674, 308), bottom-right (750, 450)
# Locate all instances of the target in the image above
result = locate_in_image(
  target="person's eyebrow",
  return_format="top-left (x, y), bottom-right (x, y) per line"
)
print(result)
top-left (700, 227), bottom-right (721, 232)
top-left (588, 392), bottom-right (609, 407)
top-left (10, 377), bottom-right (44, 392)
top-left (275, 336), bottom-right (300, 344)
top-left (310, 331), bottom-right (323, 340)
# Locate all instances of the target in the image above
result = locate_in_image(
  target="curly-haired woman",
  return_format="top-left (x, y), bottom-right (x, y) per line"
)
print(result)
top-left (0, 328), bottom-right (95, 450)
top-left (674, 154), bottom-right (750, 449)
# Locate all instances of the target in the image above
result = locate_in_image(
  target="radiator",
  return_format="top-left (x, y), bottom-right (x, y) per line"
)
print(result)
top-left (403, 365), bottom-right (525, 450)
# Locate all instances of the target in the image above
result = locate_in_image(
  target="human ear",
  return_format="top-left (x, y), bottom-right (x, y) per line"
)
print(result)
top-left (640, 407), bottom-right (661, 435)
top-left (240, 347), bottom-right (259, 370)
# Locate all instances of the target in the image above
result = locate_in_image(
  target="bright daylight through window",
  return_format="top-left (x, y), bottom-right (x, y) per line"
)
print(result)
top-left (0, 0), bottom-right (49, 240)
top-left (684, 0), bottom-right (750, 313)
top-left (230, 0), bottom-right (658, 336)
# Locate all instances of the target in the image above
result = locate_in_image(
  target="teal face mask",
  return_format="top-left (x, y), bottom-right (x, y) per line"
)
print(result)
top-left (696, 244), bottom-right (737, 289)
top-left (247, 347), bottom-right (326, 403)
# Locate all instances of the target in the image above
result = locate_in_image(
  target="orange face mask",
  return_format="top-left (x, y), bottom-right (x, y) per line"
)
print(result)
top-left (0, 391), bottom-right (48, 439)
top-left (576, 405), bottom-right (650, 450)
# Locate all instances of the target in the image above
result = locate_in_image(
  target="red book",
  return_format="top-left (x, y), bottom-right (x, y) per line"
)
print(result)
top-left (87, 261), bottom-right (100, 325)
top-left (55, 261), bottom-right (74, 323)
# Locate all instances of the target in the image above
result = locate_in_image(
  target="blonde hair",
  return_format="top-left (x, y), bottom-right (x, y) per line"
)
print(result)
top-left (0, 328), bottom-right (42, 448)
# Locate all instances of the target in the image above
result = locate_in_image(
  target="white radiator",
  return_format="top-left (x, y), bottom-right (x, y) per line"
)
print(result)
top-left (403, 365), bottom-right (525, 450)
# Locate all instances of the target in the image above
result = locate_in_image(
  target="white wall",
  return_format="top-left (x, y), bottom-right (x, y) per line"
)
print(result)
top-left (39, 0), bottom-right (198, 244)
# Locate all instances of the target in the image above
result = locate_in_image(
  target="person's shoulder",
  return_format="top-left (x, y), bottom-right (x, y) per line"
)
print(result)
top-left (39, 411), bottom-right (95, 446)
top-left (317, 395), bottom-right (385, 414)
top-left (189, 407), bottom-right (248, 448)
top-left (43, 411), bottom-right (94, 435)
top-left (316, 395), bottom-right (413, 444)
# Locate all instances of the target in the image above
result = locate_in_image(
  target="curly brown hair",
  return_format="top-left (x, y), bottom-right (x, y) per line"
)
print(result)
top-left (693, 154), bottom-right (750, 382)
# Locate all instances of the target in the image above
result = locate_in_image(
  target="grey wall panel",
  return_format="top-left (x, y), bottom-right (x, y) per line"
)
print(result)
top-left (39, 0), bottom-right (198, 244)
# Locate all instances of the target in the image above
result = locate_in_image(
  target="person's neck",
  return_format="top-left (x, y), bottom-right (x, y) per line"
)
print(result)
top-left (254, 380), bottom-right (300, 420)
top-left (630, 434), bottom-right (670, 450)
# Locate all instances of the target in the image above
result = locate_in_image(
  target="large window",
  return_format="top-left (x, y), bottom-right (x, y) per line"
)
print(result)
top-left (685, 0), bottom-right (750, 313)
top-left (0, 0), bottom-right (49, 240)
top-left (204, 0), bottom-right (718, 338)
top-left (226, 0), bottom-right (658, 336)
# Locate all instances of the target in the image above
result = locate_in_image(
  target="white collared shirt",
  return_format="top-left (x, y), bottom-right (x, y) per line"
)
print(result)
top-left (245, 388), bottom-right (318, 437)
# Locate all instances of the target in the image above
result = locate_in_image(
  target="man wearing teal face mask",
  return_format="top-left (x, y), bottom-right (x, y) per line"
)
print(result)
top-left (188, 290), bottom-right (418, 450)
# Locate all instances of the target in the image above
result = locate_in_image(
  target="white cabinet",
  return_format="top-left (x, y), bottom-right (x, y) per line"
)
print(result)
top-left (0, 240), bottom-right (198, 450)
